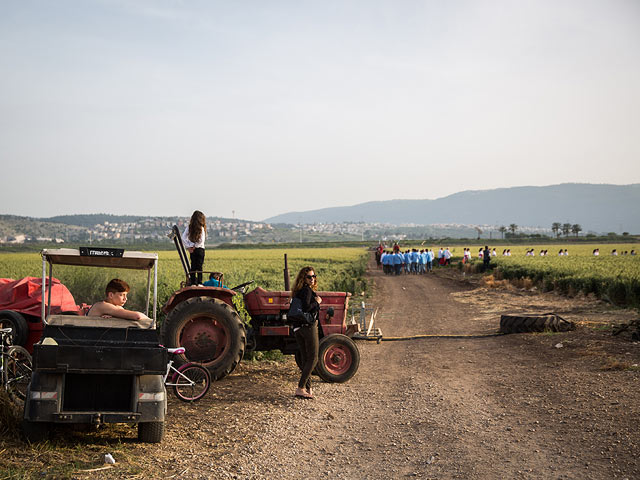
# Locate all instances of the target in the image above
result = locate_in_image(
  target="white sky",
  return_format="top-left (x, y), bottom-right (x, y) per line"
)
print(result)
top-left (1, 0), bottom-right (639, 221)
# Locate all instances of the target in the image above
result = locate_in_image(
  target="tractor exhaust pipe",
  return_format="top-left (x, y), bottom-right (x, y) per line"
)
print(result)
top-left (284, 254), bottom-right (290, 291)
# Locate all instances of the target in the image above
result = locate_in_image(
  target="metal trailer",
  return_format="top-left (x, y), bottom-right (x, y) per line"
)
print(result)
top-left (22, 247), bottom-right (167, 443)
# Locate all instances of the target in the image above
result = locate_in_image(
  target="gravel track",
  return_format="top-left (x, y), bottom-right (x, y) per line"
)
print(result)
top-left (5, 256), bottom-right (638, 479)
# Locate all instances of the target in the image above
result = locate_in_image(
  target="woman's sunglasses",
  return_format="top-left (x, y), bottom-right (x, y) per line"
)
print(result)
top-left (305, 274), bottom-right (317, 280)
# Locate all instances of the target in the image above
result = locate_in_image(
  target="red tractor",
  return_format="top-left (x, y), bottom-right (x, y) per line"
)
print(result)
top-left (161, 226), bottom-right (360, 383)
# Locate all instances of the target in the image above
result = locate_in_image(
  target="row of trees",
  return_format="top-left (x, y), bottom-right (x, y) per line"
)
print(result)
top-left (496, 223), bottom-right (583, 239)
top-left (551, 222), bottom-right (582, 238)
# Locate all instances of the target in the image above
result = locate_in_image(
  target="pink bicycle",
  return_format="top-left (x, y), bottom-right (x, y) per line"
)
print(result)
top-left (164, 347), bottom-right (211, 402)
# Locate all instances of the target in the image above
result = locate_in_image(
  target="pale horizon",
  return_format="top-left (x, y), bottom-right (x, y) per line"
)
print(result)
top-left (1, 1), bottom-right (639, 221)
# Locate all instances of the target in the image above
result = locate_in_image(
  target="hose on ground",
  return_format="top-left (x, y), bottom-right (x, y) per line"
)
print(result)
top-left (357, 332), bottom-right (504, 342)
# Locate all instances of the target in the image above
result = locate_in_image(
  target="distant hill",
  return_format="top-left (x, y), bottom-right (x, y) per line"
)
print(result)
top-left (264, 183), bottom-right (640, 233)
top-left (0, 215), bottom-right (85, 240)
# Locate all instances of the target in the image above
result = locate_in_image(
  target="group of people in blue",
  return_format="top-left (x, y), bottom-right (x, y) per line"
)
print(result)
top-left (376, 243), bottom-right (445, 275)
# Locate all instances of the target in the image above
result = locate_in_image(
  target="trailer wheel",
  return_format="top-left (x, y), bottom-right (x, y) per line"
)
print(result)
top-left (22, 420), bottom-right (49, 443)
top-left (138, 421), bottom-right (164, 443)
top-left (316, 334), bottom-right (360, 383)
top-left (0, 311), bottom-right (28, 347)
top-left (163, 297), bottom-right (246, 381)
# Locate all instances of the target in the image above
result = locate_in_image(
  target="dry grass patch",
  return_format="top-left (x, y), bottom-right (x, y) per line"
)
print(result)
top-left (600, 357), bottom-right (632, 371)
top-left (481, 275), bottom-right (512, 289)
top-left (511, 277), bottom-right (535, 290)
top-left (0, 390), bottom-right (21, 437)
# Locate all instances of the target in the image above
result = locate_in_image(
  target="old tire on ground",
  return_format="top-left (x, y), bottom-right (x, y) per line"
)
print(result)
top-left (500, 313), bottom-right (576, 334)
top-left (0, 310), bottom-right (29, 347)
top-left (163, 297), bottom-right (246, 381)
top-left (316, 334), bottom-right (360, 383)
top-left (22, 420), bottom-right (49, 443)
top-left (138, 421), bottom-right (164, 443)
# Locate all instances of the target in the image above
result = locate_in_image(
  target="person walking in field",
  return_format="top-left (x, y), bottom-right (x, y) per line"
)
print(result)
top-left (404, 250), bottom-right (411, 274)
top-left (393, 250), bottom-right (404, 275)
top-left (182, 210), bottom-right (207, 285)
top-left (443, 247), bottom-right (452, 265)
top-left (376, 243), bottom-right (384, 268)
top-left (482, 245), bottom-right (491, 272)
top-left (418, 249), bottom-right (426, 274)
top-left (409, 249), bottom-right (418, 274)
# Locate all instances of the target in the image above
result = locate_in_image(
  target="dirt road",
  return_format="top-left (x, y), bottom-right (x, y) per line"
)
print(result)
top-left (3, 258), bottom-right (639, 479)
top-left (144, 258), bottom-right (639, 479)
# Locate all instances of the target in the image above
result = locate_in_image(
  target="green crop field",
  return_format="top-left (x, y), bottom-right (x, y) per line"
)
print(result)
top-left (0, 248), bottom-right (369, 324)
top-left (461, 244), bottom-right (639, 306)
top-left (394, 243), bottom-right (640, 306)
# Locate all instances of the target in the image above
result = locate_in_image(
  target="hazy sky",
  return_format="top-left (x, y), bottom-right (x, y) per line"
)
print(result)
top-left (1, 0), bottom-right (639, 221)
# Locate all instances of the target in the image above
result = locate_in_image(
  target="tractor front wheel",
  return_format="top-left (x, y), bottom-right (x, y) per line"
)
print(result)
top-left (163, 297), bottom-right (246, 381)
top-left (316, 334), bottom-right (360, 383)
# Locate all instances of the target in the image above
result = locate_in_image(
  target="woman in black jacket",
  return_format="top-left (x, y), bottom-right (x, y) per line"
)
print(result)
top-left (291, 266), bottom-right (322, 399)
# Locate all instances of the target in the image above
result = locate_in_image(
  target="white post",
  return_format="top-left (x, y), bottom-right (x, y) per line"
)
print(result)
top-left (153, 258), bottom-right (158, 328)
top-left (41, 252), bottom-right (47, 323)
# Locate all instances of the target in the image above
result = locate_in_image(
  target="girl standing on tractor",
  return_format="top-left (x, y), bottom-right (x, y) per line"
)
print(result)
top-left (292, 266), bottom-right (321, 399)
top-left (182, 210), bottom-right (207, 285)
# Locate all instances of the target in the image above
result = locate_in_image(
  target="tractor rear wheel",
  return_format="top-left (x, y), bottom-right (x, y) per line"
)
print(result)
top-left (316, 334), bottom-right (360, 383)
top-left (163, 297), bottom-right (246, 381)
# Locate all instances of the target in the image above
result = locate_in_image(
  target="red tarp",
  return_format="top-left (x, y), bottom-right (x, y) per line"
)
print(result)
top-left (0, 277), bottom-right (79, 317)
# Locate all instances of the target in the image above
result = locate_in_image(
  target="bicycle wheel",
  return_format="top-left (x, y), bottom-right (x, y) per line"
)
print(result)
top-left (6, 345), bottom-right (32, 403)
top-left (172, 363), bottom-right (210, 402)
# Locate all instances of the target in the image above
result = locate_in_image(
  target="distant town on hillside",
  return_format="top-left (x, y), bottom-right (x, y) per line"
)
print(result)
top-left (0, 213), bottom-right (595, 246)
top-left (2, 184), bottom-right (637, 246)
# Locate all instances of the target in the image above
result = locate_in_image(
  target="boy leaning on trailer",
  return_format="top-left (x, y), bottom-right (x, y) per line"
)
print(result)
top-left (86, 278), bottom-right (150, 322)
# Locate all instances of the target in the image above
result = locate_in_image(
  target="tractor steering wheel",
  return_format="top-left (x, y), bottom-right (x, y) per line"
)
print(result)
top-left (231, 281), bottom-right (255, 293)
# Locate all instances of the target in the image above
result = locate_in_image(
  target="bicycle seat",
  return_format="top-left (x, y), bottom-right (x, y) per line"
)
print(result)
top-left (167, 347), bottom-right (185, 355)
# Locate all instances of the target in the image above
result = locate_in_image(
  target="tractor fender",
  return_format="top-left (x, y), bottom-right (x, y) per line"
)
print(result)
top-left (162, 286), bottom-right (236, 314)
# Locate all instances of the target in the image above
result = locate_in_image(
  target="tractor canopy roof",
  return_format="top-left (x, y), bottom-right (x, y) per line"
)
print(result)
top-left (41, 248), bottom-right (157, 270)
